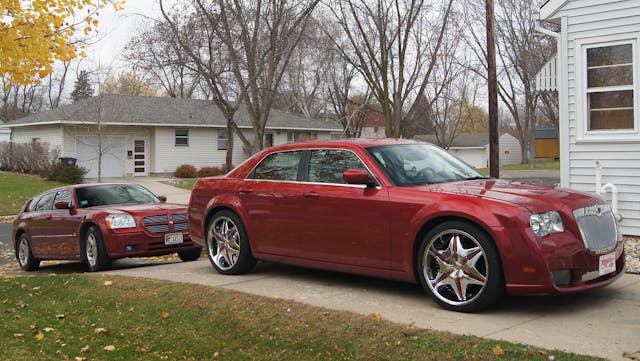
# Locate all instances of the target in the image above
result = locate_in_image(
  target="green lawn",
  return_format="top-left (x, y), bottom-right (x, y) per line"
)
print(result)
top-left (176, 178), bottom-right (197, 190)
top-left (477, 160), bottom-right (560, 176)
top-left (0, 275), bottom-right (601, 361)
top-left (0, 173), bottom-right (66, 216)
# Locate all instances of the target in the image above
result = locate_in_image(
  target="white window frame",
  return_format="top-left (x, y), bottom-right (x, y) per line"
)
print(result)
top-left (175, 128), bottom-right (189, 146)
top-left (217, 128), bottom-right (228, 150)
top-left (576, 35), bottom-right (640, 142)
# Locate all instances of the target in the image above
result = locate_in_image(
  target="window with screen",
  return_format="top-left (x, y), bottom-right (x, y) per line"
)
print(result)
top-left (218, 129), bottom-right (228, 150)
top-left (586, 42), bottom-right (635, 131)
top-left (175, 128), bottom-right (189, 146)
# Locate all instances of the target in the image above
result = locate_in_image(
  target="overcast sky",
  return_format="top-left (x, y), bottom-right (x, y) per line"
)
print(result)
top-left (85, 0), bottom-right (167, 71)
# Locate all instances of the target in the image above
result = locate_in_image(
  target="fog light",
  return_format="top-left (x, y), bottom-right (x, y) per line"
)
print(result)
top-left (552, 270), bottom-right (571, 286)
top-left (124, 245), bottom-right (138, 252)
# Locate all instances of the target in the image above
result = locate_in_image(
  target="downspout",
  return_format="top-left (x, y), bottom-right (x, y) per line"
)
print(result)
top-left (594, 160), bottom-right (622, 221)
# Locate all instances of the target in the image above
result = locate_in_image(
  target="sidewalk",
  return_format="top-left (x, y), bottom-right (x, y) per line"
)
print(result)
top-left (98, 177), bottom-right (192, 205)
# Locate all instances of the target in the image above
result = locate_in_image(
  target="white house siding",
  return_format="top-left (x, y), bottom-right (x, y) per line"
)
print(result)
top-left (0, 128), bottom-right (10, 143)
top-left (62, 125), bottom-right (153, 178)
top-left (450, 148), bottom-right (487, 168)
top-left (552, 0), bottom-right (640, 235)
top-left (497, 133), bottom-right (522, 166)
top-left (11, 124), bottom-right (63, 149)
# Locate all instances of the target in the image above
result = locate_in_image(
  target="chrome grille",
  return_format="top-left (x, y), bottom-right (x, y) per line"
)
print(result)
top-left (144, 215), bottom-right (168, 224)
top-left (174, 223), bottom-right (188, 232)
top-left (172, 213), bottom-right (188, 222)
top-left (573, 204), bottom-right (618, 254)
top-left (147, 224), bottom-right (170, 233)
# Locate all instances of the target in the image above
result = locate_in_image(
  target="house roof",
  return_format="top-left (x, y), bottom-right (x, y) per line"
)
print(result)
top-left (4, 94), bottom-right (341, 132)
top-left (539, 0), bottom-right (569, 20)
top-left (535, 127), bottom-right (558, 139)
top-left (414, 134), bottom-right (490, 148)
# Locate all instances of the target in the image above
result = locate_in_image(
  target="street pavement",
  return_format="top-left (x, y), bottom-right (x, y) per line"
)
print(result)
top-left (2, 174), bottom-right (639, 361)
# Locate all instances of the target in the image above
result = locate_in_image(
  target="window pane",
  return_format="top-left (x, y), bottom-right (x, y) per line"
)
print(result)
top-left (587, 44), bottom-right (632, 67)
top-left (589, 90), bottom-right (633, 109)
top-left (175, 129), bottom-right (188, 137)
top-left (587, 65), bottom-right (633, 87)
top-left (175, 137), bottom-right (188, 146)
top-left (589, 108), bottom-right (634, 130)
top-left (217, 129), bottom-right (228, 150)
top-left (308, 150), bottom-right (366, 184)
top-left (251, 151), bottom-right (302, 181)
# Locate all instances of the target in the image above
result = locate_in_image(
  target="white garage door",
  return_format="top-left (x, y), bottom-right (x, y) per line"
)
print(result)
top-left (76, 136), bottom-right (126, 178)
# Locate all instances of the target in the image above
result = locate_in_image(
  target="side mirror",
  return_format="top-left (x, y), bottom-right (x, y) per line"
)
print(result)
top-left (54, 201), bottom-right (72, 210)
top-left (158, 196), bottom-right (167, 203)
top-left (343, 169), bottom-right (376, 187)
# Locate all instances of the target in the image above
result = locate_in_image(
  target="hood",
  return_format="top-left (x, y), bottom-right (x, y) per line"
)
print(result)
top-left (90, 202), bottom-right (187, 214)
top-left (418, 179), bottom-right (602, 213)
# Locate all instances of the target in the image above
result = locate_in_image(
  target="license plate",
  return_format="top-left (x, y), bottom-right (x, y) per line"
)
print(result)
top-left (164, 232), bottom-right (184, 245)
top-left (598, 252), bottom-right (616, 276)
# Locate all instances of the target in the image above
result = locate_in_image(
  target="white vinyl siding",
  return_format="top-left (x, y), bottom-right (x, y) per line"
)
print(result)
top-left (549, 0), bottom-right (640, 235)
top-left (10, 125), bottom-right (63, 149)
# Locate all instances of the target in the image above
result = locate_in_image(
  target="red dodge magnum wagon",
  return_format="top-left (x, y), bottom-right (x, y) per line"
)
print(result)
top-left (188, 139), bottom-right (625, 312)
top-left (13, 183), bottom-right (202, 272)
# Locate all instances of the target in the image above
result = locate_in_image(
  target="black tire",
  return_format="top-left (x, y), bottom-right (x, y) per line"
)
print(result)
top-left (417, 220), bottom-right (504, 312)
top-left (178, 248), bottom-right (202, 262)
top-left (83, 226), bottom-right (111, 272)
top-left (206, 210), bottom-right (256, 275)
top-left (16, 233), bottom-right (40, 271)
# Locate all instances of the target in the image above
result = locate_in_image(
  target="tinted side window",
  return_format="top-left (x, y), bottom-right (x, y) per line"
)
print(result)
top-left (34, 192), bottom-right (55, 211)
top-left (53, 190), bottom-right (73, 207)
top-left (308, 149), bottom-right (367, 184)
top-left (250, 151), bottom-right (302, 181)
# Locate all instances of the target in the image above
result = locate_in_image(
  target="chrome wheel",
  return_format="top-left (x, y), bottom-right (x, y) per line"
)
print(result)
top-left (208, 216), bottom-right (241, 271)
top-left (86, 232), bottom-right (98, 268)
top-left (422, 228), bottom-right (489, 307)
top-left (18, 237), bottom-right (30, 267)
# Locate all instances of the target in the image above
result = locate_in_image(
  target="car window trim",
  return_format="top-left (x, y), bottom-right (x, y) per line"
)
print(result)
top-left (302, 147), bottom-right (382, 188)
top-left (247, 149), bottom-right (305, 181)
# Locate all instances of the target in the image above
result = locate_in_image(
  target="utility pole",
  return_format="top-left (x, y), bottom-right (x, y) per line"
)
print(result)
top-left (486, 0), bottom-right (500, 178)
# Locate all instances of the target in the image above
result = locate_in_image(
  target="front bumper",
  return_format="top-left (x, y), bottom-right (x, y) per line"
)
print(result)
top-left (103, 229), bottom-right (201, 259)
top-left (497, 226), bottom-right (626, 296)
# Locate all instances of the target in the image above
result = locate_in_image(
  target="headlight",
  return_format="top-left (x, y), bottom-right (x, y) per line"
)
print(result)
top-left (105, 214), bottom-right (136, 229)
top-left (530, 211), bottom-right (564, 237)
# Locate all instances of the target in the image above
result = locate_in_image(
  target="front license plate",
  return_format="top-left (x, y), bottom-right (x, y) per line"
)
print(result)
top-left (164, 232), bottom-right (184, 245)
top-left (598, 252), bottom-right (616, 276)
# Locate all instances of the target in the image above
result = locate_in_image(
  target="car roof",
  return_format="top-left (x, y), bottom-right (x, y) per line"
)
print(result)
top-left (265, 138), bottom-right (426, 152)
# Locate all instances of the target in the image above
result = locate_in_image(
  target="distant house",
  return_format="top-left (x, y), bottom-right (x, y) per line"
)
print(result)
top-left (0, 126), bottom-right (9, 143)
top-left (536, 0), bottom-right (640, 235)
top-left (534, 127), bottom-right (559, 159)
top-left (3, 95), bottom-right (341, 178)
top-left (414, 133), bottom-right (522, 168)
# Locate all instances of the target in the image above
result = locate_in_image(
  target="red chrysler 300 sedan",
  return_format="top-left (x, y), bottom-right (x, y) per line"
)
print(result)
top-left (188, 139), bottom-right (625, 312)
top-left (13, 183), bottom-right (202, 272)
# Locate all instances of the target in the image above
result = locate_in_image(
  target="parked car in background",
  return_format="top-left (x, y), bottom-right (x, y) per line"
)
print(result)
top-left (188, 139), bottom-right (625, 312)
top-left (13, 183), bottom-right (202, 272)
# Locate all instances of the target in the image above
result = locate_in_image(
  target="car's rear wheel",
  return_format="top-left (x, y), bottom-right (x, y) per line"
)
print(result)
top-left (16, 234), bottom-right (40, 271)
top-left (178, 249), bottom-right (202, 262)
top-left (84, 226), bottom-right (111, 272)
top-left (206, 210), bottom-right (256, 275)
top-left (417, 220), bottom-right (504, 312)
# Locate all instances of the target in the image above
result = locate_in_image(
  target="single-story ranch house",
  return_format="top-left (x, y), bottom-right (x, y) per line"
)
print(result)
top-left (3, 95), bottom-right (342, 178)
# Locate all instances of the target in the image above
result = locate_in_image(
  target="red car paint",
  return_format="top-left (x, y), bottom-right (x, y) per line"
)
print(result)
top-left (188, 139), bottom-right (625, 306)
top-left (13, 183), bottom-right (201, 269)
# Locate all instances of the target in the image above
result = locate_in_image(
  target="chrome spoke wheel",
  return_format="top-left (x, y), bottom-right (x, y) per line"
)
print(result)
top-left (18, 238), bottom-right (30, 267)
top-left (86, 232), bottom-right (98, 268)
top-left (422, 229), bottom-right (489, 307)
top-left (208, 216), bottom-right (241, 271)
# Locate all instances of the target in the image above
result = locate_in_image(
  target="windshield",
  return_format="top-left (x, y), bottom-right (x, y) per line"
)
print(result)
top-left (365, 144), bottom-right (487, 186)
top-left (76, 184), bottom-right (160, 208)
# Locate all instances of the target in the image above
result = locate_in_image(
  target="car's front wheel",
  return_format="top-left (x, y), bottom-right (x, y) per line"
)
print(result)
top-left (178, 249), bottom-right (202, 262)
top-left (84, 226), bottom-right (111, 272)
top-left (16, 233), bottom-right (40, 271)
top-left (206, 210), bottom-right (256, 275)
top-left (417, 220), bottom-right (504, 312)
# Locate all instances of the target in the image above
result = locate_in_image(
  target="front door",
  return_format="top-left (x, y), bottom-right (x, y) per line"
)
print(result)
top-left (134, 139), bottom-right (147, 176)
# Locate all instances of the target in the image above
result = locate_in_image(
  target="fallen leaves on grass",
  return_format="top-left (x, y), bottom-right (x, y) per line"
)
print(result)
top-left (623, 350), bottom-right (640, 360)
top-left (162, 311), bottom-right (170, 319)
top-left (80, 345), bottom-right (91, 353)
top-left (35, 331), bottom-right (44, 340)
top-left (103, 345), bottom-right (116, 351)
top-left (368, 312), bottom-right (381, 319)
top-left (43, 327), bottom-right (54, 332)
top-left (492, 345), bottom-right (505, 356)
top-left (56, 314), bottom-right (65, 320)
top-left (94, 327), bottom-right (108, 334)
top-left (103, 280), bottom-right (113, 286)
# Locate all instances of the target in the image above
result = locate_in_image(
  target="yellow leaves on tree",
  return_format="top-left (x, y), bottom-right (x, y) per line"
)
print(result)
top-left (101, 71), bottom-right (157, 96)
top-left (0, 0), bottom-right (126, 86)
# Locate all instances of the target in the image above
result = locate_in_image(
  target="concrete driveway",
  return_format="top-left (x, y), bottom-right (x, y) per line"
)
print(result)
top-left (103, 259), bottom-right (639, 361)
